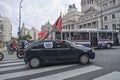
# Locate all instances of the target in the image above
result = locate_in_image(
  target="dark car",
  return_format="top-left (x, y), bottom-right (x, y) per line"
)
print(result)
top-left (24, 40), bottom-right (95, 68)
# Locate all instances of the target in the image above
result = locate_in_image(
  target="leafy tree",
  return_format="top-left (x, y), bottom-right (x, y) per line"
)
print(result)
top-left (11, 37), bottom-right (18, 41)
top-left (21, 34), bottom-right (32, 40)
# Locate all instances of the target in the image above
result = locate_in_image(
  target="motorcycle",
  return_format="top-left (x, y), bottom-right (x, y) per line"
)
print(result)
top-left (7, 46), bottom-right (19, 54)
top-left (0, 52), bottom-right (4, 60)
top-left (7, 47), bottom-right (15, 54)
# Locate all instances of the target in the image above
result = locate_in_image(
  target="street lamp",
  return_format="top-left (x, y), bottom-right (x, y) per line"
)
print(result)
top-left (100, 0), bottom-right (103, 30)
top-left (18, 0), bottom-right (23, 40)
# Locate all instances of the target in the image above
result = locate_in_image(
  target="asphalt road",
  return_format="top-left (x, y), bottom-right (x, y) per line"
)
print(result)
top-left (0, 47), bottom-right (120, 80)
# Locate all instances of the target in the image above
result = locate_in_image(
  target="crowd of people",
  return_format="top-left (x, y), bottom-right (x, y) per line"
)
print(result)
top-left (6, 38), bottom-right (30, 51)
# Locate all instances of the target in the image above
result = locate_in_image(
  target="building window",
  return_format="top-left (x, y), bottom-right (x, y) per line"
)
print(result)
top-left (87, 0), bottom-right (90, 4)
top-left (113, 0), bottom-right (116, 4)
top-left (104, 16), bottom-right (107, 21)
top-left (66, 25), bottom-right (67, 29)
top-left (112, 14), bottom-right (116, 19)
top-left (112, 24), bottom-right (116, 30)
top-left (62, 26), bottom-right (64, 29)
top-left (71, 24), bottom-right (74, 29)
top-left (68, 25), bottom-right (70, 29)
top-left (103, 3), bottom-right (108, 9)
top-left (79, 25), bottom-right (82, 29)
top-left (105, 25), bottom-right (108, 29)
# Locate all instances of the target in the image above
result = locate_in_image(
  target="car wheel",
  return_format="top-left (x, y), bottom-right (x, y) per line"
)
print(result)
top-left (79, 54), bottom-right (89, 65)
top-left (29, 57), bottom-right (41, 68)
top-left (17, 51), bottom-right (24, 59)
top-left (106, 43), bottom-right (111, 49)
top-left (0, 53), bottom-right (4, 61)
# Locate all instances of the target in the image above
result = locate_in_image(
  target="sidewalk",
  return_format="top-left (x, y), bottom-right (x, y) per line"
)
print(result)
top-left (112, 46), bottom-right (120, 49)
top-left (0, 46), bottom-right (7, 52)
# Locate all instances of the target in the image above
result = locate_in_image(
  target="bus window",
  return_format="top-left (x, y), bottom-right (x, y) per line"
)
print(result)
top-left (55, 32), bottom-right (61, 40)
top-left (71, 32), bottom-right (80, 40)
top-left (99, 32), bottom-right (107, 40)
top-left (63, 32), bottom-right (69, 40)
top-left (80, 32), bottom-right (89, 40)
top-left (107, 32), bottom-right (112, 40)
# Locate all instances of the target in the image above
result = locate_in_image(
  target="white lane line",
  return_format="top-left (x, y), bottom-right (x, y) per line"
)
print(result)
top-left (31, 65), bottom-right (102, 80)
top-left (0, 62), bottom-right (25, 67)
top-left (0, 59), bottom-right (23, 63)
top-left (0, 64), bottom-right (76, 80)
top-left (0, 65), bottom-right (27, 72)
top-left (93, 71), bottom-right (120, 80)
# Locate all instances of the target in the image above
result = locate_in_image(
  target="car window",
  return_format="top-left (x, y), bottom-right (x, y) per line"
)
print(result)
top-left (32, 42), bottom-right (44, 49)
top-left (62, 41), bottom-right (71, 48)
top-left (55, 41), bottom-right (62, 48)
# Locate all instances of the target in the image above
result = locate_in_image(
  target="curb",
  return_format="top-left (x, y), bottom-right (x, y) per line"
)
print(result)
top-left (0, 50), bottom-right (7, 52)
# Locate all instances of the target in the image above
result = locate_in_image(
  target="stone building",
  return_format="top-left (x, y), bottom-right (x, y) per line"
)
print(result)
top-left (0, 15), bottom-right (12, 42)
top-left (62, 0), bottom-right (120, 30)
top-left (21, 23), bottom-right (39, 40)
top-left (41, 21), bottom-right (52, 31)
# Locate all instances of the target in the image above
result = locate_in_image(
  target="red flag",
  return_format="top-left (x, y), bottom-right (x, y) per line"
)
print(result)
top-left (52, 15), bottom-right (62, 31)
top-left (38, 30), bottom-right (48, 39)
top-left (40, 14), bottom-right (62, 41)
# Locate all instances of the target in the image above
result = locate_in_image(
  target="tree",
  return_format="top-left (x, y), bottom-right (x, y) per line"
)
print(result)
top-left (11, 37), bottom-right (18, 41)
top-left (21, 34), bottom-right (32, 40)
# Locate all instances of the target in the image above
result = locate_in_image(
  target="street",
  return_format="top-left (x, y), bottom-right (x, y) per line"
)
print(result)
top-left (0, 47), bottom-right (120, 80)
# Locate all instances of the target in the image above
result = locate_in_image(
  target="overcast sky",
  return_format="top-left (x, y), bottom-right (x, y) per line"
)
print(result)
top-left (0, 0), bottom-right (81, 37)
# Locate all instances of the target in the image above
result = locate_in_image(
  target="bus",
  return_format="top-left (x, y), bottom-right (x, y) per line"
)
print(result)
top-left (54, 29), bottom-right (119, 49)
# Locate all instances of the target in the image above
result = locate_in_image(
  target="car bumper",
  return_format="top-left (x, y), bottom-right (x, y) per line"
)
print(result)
top-left (89, 52), bottom-right (95, 59)
top-left (24, 57), bottom-right (29, 64)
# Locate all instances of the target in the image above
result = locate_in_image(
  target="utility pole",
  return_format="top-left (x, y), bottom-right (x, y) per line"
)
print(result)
top-left (18, 0), bottom-right (23, 40)
top-left (100, 0), bottom-right (103, 30)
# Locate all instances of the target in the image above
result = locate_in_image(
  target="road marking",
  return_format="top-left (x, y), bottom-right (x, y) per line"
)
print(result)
top-left (0, 62), bottom-right (25, 67)
top-left (31, 65), bottom-right (102, 80)
top-left (0, 64), bottom-right (76, 80)
top-left (0, 59), bottom-right (23, 63)
top-left (0, 65), bottom-right (27, 72)
top-left (93, 71), bottom-right (120, 80)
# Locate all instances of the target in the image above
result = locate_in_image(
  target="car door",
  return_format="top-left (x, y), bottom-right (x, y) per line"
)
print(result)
top-left (49, 41), bottom-right (78, 63)
top-left (58, 41), bottom-right (78, 62)
top-left (31, 41), bottom-right (56, 63)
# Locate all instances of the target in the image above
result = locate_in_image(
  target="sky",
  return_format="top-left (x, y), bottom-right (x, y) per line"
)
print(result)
top-left (0, 0), bottom-right (81, 37)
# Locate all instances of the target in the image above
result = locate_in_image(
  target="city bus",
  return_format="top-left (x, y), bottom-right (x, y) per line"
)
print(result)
top-left (54, 29), bottom-right (119, 49)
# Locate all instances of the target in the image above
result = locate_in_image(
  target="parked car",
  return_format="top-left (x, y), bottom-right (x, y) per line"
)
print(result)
top-left (24, 40), bottom-right (95, 68)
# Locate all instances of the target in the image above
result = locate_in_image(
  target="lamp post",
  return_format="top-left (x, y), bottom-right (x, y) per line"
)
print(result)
top-left (18, 0), bottom-right (23, 40)
top-left (100, 0), bottom-right (103, 30)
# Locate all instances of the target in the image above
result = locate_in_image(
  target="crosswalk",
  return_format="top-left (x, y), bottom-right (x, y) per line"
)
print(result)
top-left (0, 56), bottom-right (120, 80)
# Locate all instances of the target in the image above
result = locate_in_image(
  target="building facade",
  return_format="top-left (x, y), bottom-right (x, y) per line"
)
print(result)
top-left (0, 15), bottom-right (12, 42)
top-left (21, 23), bottom-right (40, 40)
top-left (41, 21), bottom-right (52, 31)
top-left (2, 17), bottom-right (12, 42)
top-left (0, 15), bottom-right (3, 42)
top-left (62, 0), bottom-right (120, 30)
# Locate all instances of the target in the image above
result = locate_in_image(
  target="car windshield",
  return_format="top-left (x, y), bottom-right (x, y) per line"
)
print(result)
top-left (64, 40), bottom-right (75, 47)
top-left (26, 40), bottom-right (39, 49)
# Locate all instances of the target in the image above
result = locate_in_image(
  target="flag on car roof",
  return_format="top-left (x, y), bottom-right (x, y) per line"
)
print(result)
top-left (38, 30), bottom-right (48, 39)
top-left (52, 15), bottom-right (62, 32)
top-left (40, 13), bottom-right (62, 41)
